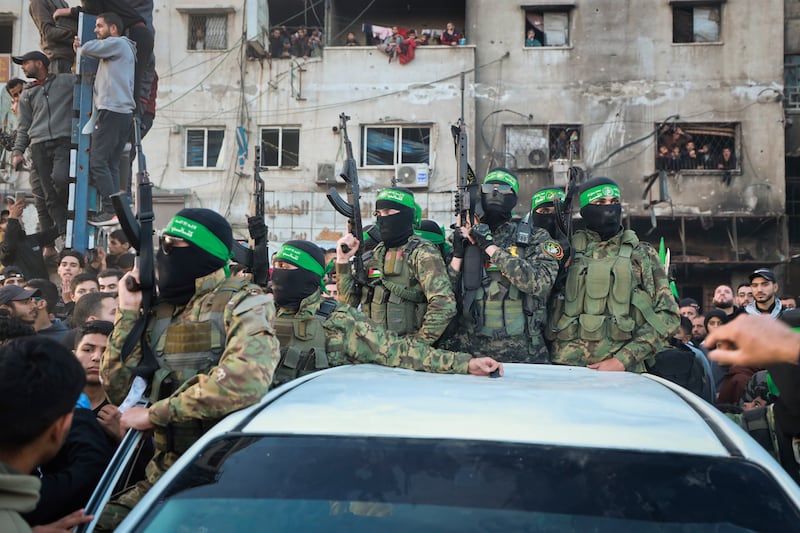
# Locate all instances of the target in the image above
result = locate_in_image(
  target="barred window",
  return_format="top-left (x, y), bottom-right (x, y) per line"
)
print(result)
top-left (361, 126), bottom-right (431, 167)
top-left (655, 123), bottom-right (738, 172)
top-left (188, 14), bottom-right (228, 50)
top-left (185, 128), bottom-right (225, 168)
top-left (504, 125), bottom-right (582, 170)
top-left (672, 2), bottom-right (722, 43)
top-left (260, 127), bottom-right (299, 168)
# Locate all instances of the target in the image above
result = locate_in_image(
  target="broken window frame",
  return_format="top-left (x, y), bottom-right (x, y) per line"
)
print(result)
top-left (361, 125), bottom-right (432, 168)
top-left (504, 124), bottom-right (583, 170)
top-left (653, 122), bottom-right (739, 173)
top-left (670, 1), bottom-right (723, 44)
top-left (260, 127), bottom-right (300, 168)
top-left (522, 5), bottom-right (573, 48)
top-left (185, 128), bottom-right (225, 168)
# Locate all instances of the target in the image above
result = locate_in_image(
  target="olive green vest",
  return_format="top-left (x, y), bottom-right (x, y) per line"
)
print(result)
top-left (148, 277), bottom-right (247, 454)
top-left (548, 230), bottom-right (670, 343)
top-left (272, 299), bottom-right (338, 388)
top-left (366, 237), bottom-right (427, 336)
top-left (473, 265), bottom-right (526, 338)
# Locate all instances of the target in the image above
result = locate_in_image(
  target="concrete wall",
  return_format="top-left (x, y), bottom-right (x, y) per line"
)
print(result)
top-left (468, 0), bottom-right (786, 217)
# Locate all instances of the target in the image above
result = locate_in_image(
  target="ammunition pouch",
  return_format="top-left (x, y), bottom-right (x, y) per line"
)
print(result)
top-left (154, 418), bottom-right (219, 455)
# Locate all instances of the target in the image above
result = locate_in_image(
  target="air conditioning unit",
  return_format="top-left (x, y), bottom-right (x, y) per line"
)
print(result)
top-left (316, 161), bottom-right (339, 185)
top-left (505, 127), bottom-right (549, 170)
top-left (394, 163), bottom-right (429, 188)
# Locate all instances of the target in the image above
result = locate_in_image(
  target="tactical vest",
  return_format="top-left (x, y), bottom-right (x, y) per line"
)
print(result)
top-left (367, 238), bottom-right (427, 336)
top-left (472, 264), bottom-right (527, 338)
top-left (548, 230), bottom-right (669, 343)
top-left (466, 222), bottom-right (542, 342)
top-left (149, 277), bottom-right (248, 454)
top-left (272, 298), bottom-right (338, 388)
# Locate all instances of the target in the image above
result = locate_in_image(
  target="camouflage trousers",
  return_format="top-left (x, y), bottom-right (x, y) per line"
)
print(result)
top-left (95, 449), bottom-right (180, 531)
top-left (439, 329), bottom-right (550, 364)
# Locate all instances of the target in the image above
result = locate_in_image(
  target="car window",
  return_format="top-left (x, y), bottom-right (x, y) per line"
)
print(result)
top-left (133, 435), bottom-right (800, 532)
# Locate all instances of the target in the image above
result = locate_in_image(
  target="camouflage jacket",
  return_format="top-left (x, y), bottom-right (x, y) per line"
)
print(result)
top-left (276, 289), bottom-right (472, 374)
top-left (549, 229), bottom-right (680, 372)
top-left (443, 221), bottom-right (560, 363)
top-left (101, 268), bottom-right (280, 427)
top-left (337, 235), bottom-right (456, 344)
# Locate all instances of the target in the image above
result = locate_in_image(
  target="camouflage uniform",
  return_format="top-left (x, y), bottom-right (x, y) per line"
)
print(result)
top-left (337, 235), bottom-right (456, 344)
top-left (97, 267), bottom-right (279, 529)
top-left (274, 288), bottom-right (473, 382)
top-left (549, 228), bottom-right (679, 372)
top-left (442, 221), bottom-right (560, 363)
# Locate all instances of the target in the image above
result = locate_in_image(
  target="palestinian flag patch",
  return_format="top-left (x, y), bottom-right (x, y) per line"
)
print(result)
top-left (541, 240), bottom-right (564, 260)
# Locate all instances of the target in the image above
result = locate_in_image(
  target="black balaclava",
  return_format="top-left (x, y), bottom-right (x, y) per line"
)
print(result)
top-left (271, 240), bottom-right (326, 310)
top-left (481, 168), bottom-right (518, 230)
top-left (530, 187), bottom-right (565, 238)
top-left (158, 208), bottom-right (233, 306)
top-left (578, 176), bottom-right (623, 241)
top-left (375, 187), bottom-right (416, 248)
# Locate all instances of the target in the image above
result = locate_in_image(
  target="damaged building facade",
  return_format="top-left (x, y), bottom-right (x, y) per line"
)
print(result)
top-left (0, 0), bottom-right (795, 301)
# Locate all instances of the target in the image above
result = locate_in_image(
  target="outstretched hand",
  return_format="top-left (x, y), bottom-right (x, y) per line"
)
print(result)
top-left (704, 314), bottom-right (800, 367)
top-left (468, 357), bottom-right (504, 377)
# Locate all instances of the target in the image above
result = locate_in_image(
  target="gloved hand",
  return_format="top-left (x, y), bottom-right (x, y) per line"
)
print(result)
top-left (470, 223), bottom-right (494, 250)
top-left (247, 215), bottom-right (267, 241)
top-left (452, 228), bottom-right (466, 259)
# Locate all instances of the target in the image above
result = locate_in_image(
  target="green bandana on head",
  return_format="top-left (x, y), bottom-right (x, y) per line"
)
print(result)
top-left (164, 215), bottom-right (234, 274)
top-left (376, 188), bottom-right (416, 211)
top-left (275, 244), bottom-right (326, 278)
top-left (531, 188), bottom-right (566, 210)
top-left (579, 184), bottom-right (621, 207)
top-left (483, 169), bottom-right (519, 195)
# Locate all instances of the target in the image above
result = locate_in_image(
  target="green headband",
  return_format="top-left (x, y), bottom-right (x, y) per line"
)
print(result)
top-left (376, 188), bottom-right (416, 210)
top-left (164, 215), bottom-right (233, 266)
top-left (531, 188), bottom-right (566, 210)
top-left (414, 229), bottom-right (445, 245)
top-left (483, 169), bottom-right (519, 194)
top-left (276, 244), bottom-right (325, 277)
top-left (579, 184), bottom-right (621, 207)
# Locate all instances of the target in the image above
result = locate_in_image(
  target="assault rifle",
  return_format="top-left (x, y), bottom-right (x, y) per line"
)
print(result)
top-left (327, 113), bottom-right (369, 296)
top-left (553, 129), bottom-right (582, 243)
top-left (232, 145), bottom-right (269, 286)
top-left (79, 116), bottom-right (157, 532)
top-left (452, 72), bottom-right (483, 318)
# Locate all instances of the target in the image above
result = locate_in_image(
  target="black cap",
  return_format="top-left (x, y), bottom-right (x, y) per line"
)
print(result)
top-left (0, 266), bottom-right (24, 283)
top-left (678, 297), bottom-right (699, 308)
top-left (748, 268), bottom-right (777, 283)
top-left (0, 285), bottom-right (40, 306)
top-left (12, 51), bottom-right (49, 67)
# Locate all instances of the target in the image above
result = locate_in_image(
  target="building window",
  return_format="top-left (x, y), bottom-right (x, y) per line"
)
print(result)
top-left (0, 21), bottom-right (12, 53)
top-left (188, 14), bottom-right (228, 50)
top-left (785, 55), bottom-right (800, 111)
top-left (361, 126), bottom-right (431, 167)
top-left (655, 123), bottom-right (738, 171)
top-left (260, 127), bottom-right (299, 168)
top-left (185, 128), bottom-right (225, 168)
top-left (524, 8), bottom-right (571, 47)
top-left (504, 125), bottom-right (582, 170)
top-left (672, 3), bottom-right (721, 43)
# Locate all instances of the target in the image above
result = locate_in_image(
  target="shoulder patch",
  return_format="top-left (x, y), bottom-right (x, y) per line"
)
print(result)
top-left (541, 240), bottom-right (564, 260)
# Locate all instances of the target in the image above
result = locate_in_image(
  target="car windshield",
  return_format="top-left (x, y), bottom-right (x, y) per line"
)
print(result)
top-left (133, 435), bottom-right (799, 532)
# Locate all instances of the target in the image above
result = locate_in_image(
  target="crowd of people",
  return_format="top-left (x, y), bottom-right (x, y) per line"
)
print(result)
top-left (656, 126), bottom-right (738, 171)
top-left (266, 22), bottom-right (467, 62)
top-left (5, 1), bottom-right (158, 232)
top-left (1, 159), bottom-right (800, 529)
